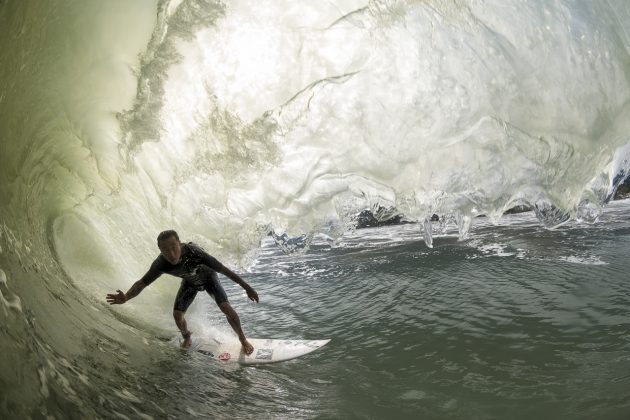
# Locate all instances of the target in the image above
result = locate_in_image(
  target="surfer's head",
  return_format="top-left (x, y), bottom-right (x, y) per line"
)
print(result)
top-left (157, 230), bottom-right (181, 265)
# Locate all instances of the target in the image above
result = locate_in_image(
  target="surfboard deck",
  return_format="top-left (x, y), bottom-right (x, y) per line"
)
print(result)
top-left (174, 336), bottom-right (331, 364)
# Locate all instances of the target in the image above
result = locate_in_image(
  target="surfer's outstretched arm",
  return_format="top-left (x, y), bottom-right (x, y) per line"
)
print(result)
top-left (194, 246), bottom-right (259, 303)
top-left (106, 280), bottom-right (147, 304)
top-left (218, 266), bottom-right (259, 303)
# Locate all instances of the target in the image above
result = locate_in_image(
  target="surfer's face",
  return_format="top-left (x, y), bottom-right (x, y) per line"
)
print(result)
top-left (158, 236), bottom-right (182, 265)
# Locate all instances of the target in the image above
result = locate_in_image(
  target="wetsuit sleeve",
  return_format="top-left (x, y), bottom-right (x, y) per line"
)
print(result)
top-left (139, 259), bottom-right (163, 286)
top-left (199, 251), bottom-right (224, 271)
top-left (189, 243), bottom-right (224, 271)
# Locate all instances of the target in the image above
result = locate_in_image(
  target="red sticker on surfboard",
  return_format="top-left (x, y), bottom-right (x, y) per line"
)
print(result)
top-left (218, 352), bottom-right (231, 361)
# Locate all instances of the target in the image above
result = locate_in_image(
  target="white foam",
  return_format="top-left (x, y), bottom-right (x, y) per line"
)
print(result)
top-left (0, 268), bottom-right (22, 315)
top-left (558, 255), bottom-right (608, 266)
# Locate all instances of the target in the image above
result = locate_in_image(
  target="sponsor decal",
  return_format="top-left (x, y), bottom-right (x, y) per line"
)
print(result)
top-left (198, 350), bottom-right (215, 357)
top-left (255, 348), bottom-right (273, 360)
top-left (218, 352), bottom-right (231, 361)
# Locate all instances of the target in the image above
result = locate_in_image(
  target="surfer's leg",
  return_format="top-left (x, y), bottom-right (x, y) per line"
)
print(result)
top-left (218, 302), bottom-right (254, 356)
top-left (173, 282), bottom-right (198, 348)
top-left (201, 271), bottom-right (254, 355)
top-left (173, 310), bottom-right (193, 348)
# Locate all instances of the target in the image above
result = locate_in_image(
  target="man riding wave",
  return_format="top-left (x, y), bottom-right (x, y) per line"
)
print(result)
top-left (106, 230), bottom-right (259, 354)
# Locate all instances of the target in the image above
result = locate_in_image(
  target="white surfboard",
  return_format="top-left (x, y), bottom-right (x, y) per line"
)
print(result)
top-left (175, 336), bottom-right (330, 364)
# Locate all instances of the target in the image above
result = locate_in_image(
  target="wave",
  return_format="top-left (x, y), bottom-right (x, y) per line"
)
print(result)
top-left (119, 0), bottom-right (630, 251)
top-left (1, 1), bottom-right (630, 416)
top-left (2, 0), bottom-right (629, 267)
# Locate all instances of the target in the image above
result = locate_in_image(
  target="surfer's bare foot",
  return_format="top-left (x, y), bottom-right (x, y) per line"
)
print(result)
top-left (241, 339), bottom-right (254, 355)
top-left (181, 331), bottom-right (192, 348)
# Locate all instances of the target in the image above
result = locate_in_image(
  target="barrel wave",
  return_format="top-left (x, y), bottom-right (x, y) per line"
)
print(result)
top-left (1, 1), bottom-right (630, 419)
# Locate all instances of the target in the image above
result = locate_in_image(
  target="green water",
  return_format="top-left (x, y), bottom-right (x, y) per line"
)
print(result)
top-left (2, 1), bottom-right (630, 419)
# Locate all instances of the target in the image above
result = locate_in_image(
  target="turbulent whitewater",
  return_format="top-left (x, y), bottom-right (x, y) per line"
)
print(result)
top-left (1, 1), bottom-right (630, 419)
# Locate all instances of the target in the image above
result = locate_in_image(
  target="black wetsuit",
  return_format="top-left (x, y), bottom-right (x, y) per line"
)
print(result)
top-left (140, 242), bottom-right (228, 312)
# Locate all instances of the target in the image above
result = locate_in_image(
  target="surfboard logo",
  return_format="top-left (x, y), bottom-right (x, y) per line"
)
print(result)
top-left (255, 348), bottom-right (273, 360)
top-left (218, 352), bottom-right (231, 361)
top-left (198, 350), bottom-right (214, 358)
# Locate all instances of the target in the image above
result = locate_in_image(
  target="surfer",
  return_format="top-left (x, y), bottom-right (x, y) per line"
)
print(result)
top-left (106, 230), bottom-right (259, 355)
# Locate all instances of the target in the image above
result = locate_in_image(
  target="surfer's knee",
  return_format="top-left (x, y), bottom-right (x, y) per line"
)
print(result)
top-left (218, 301), bottom-right (231, 313)
top-left (173, 309), bottom-right (185, 321)
top-left (219, 302), bottom-right (238, 317)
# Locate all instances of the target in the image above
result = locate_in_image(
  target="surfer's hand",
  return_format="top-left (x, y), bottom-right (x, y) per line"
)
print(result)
top-left (106, 290), bottom-right (127, 305)
top-left (246, 287), bottom-right (259, 303)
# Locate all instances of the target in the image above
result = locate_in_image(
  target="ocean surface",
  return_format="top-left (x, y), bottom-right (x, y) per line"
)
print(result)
top-left (1, 1), bottom-right (630, 419)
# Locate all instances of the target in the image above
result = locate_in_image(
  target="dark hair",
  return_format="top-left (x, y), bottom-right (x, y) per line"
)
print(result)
top-left (157, 230), bottom-right (179, 245)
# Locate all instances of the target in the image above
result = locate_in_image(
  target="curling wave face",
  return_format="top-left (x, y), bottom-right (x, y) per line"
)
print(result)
top-left (3, 0), bottom-right (630, 269)
top-left (1, 0), bottom-right (630, 418)
top-left (120, 0), bottom-right (630, 252)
